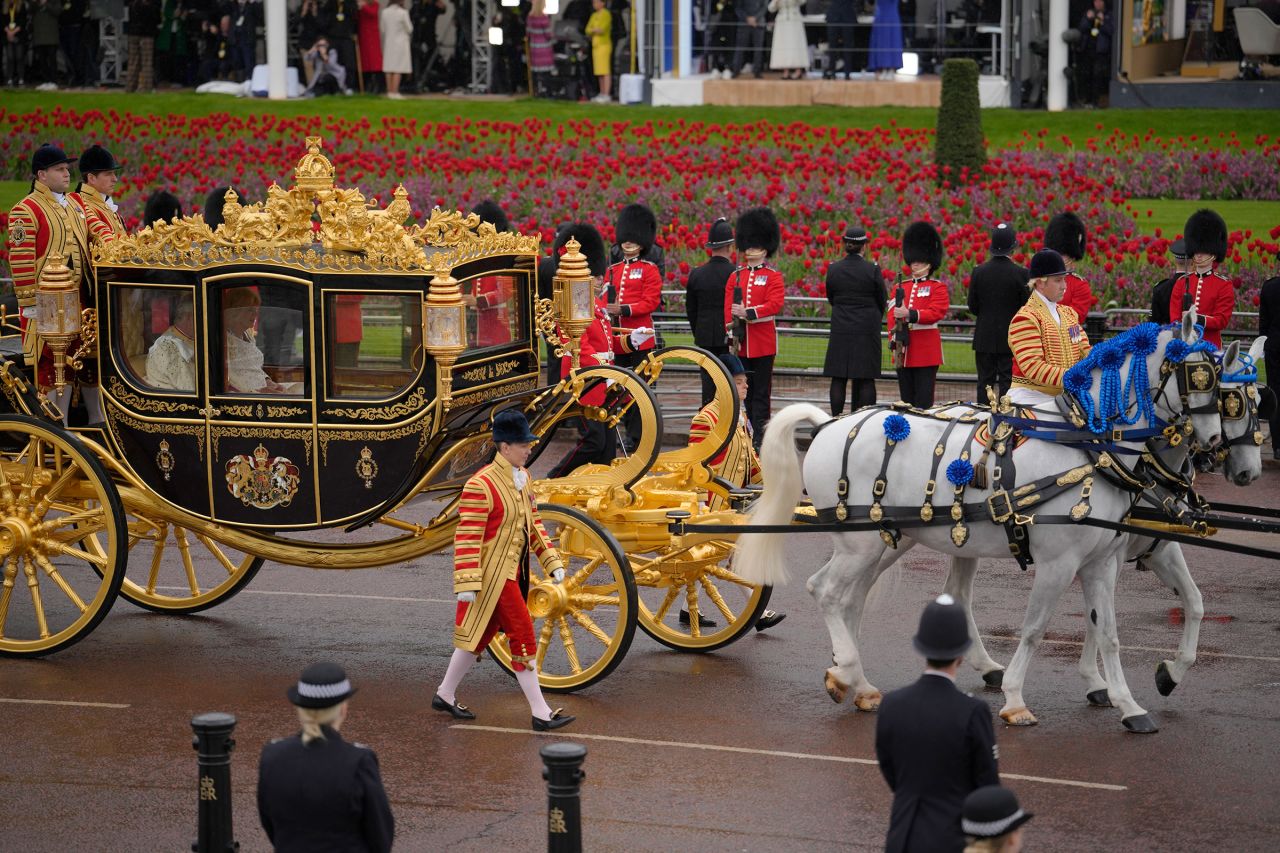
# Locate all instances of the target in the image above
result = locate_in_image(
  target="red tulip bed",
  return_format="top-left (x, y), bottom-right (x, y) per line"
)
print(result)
top-left (3, 107), bottom-right (1278, 321)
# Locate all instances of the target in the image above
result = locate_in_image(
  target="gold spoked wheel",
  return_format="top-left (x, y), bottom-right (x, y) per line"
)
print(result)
top-left (635, 539), bottom-right (770, 652)
top-left (0, 415), bottom-right (127, 657)
top-left (489, 504), bottom-right (637, 693)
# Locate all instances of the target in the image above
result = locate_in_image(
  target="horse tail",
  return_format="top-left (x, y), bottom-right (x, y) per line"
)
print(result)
top-left (733, 403), bottom-right (832, 586)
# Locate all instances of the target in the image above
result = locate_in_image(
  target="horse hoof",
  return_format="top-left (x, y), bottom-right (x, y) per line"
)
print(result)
top-left (824, 671), bottom-right (850, 704)
top-left (1000, 707), bottom-right (1038, 727)
top-left (1122, 713), bottom-right (1160, 734)
top-left (1086, 689), bottom-right (1112, 708)
top-left (981, 669), bottom-right (1004, 689)
top-left (853, 690), bottom-right (882, 712)
top-left (1155, 661), bottom-right (1178, 697)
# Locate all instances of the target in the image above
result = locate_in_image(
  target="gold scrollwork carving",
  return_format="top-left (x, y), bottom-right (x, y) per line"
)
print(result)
top-left (450, 378), bottom-right (537, 409)
top-left (457, 359), bottom-right (521, 384)
top-left (211, 426), bottom-right (313, 465)
top-left (108, 408), bottom-right (207, 461)
top-left (267, 404), bottom-right (308, 418)
top-left (317, 421), bottom-right (427, 465)
top-left (108, 377), bottom-right (198, 413)
top-left (321, 388), bottom-right (427, 421)
top-left (220, 404), bottom-right (257, 418)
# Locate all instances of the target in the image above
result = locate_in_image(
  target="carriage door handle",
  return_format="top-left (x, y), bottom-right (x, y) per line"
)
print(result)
top-left (199, 406), bottom-right (222, 418)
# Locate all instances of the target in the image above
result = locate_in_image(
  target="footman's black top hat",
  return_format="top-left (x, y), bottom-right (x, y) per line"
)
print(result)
top-left (962, 785), bottom-right (1034, 838)
top-left (78, 144), bottom-right (123, 174)
top-left (719, 353), bottom-right (749, 376)
top-left (492, 409), bottom-right (539, 444)
top-left (1028, 249), bottom-right (1067, 280)
top-left (990, 223), bottom-right (1016, 257)
top-left (31, 144), bottom-right (75, 175)
top-left (705, 217), bottom-right (734, 248)
top-left (912, 593), bottom-right (972, 659)
top-left (287, 662), bottom-right (357, 708)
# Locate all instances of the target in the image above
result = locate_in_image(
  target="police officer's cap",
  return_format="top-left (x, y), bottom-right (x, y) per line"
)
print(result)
top-left (78, 144), bottom-right (123, 175)
top-left (31, 144), bottom-right (75, 175)
top-left (287, 661), bottom-right (357, 708)
top-left (962, 785), bottom-right (1034, 839)
top-left (1028, 249), bottom-right (1067, 280)
top-left (1170, 238), bottom-right (1187, 260)
top-left (911, 593), bottom-right (972, 659)
top-left (842, 226), bottom-right (869, 244)
top-left (705, 217), bottom-right (735, 248)
top-left (990, 223), bottom-right (1016, 257)
top-left (492, 409), bottom-right (539, 444)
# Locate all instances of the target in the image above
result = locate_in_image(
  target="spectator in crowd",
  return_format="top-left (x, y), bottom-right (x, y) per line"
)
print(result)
top-left (123, 0), bottom-right (159, 92)
top-left (58, 0), bottom-right (86, 86)
top-left (686, 217), bottom-right (736, 405)
top-left (1076, 0), bottom-right (1112, 107)
top-left (302, 35), bottom-right (346, 95)
top-left (410, 0), bottom-right (442, 90)
top-left (380, 0), bottom-right (411, 98)
top-left (731, 0), bottom-right (765, 78)
top-left (705, 0), bottom-right (735, 78)
top-left (1257, 249), bottom-right (1280, 460)
top-left (825, 0), bottom-right (856, 79)
top-left (967, 223), bottom-right (1030, 403)
top-left (962, 785), bottom-right (1032, 853)
top-left (258, 662), bottom-right (394, 853)
top-left (157, 0), bottom-right (192, 87)
top-left (296, 0), bottom-right (325, 54)
top-left (196, 12), bottom-right (235, 83)
top-left (3, 0), bottom-right (30, 88)
top-left (30, 0), bottom-right (59, 88)
top-left (1149, 238), bottom-right (1187, 326)
top-left (527, 0), bottom-right (554, 95)
top-left (326, 0), bottom-right (358, 88)
top-left (768, 0), bottom-right (807, 79)
top-left (586, 0), bottom-right (611, 102)
top-left (823, 226), bottom-right (885, 415)
top-left (876, 594), bottom-right (1000, 853)
top-left (868, 0), bottom-right (902, 81)
top-left (229, 0), bottom-right (258, 82)
top-left (357, 0), bottom-right (383, 92)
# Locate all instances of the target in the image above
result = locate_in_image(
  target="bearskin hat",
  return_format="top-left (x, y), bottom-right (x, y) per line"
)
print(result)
top-left (902, 221), bottom-right (943, 271)
top-left (203, 186), bottom-right (234, 229)
top-left (472, 199), bottom-right (510, 233)
top-left (555, 222), bottom-right (608, 278)
top-left (1043, 211), bottom-right (1086, 261)
top-left (143, 190), bottom-right (182, 227)
top-left (1183, 208), bottom-right (1228, 263)
top-left (735, 207), bottom-right (780, 257)
top-left (615, 203), bottom-right (657, 250)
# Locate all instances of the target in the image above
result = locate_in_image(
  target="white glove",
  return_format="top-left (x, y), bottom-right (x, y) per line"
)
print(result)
top-left (552, 567), bottom-right (566, 584)
top-left (457, 591), bottom-right (476, 604)
top-left (629, 327), bottom-right (655, 347)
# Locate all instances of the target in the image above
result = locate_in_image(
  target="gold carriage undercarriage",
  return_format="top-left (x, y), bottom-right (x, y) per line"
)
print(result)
top-left (0, 138), bottom-right (766, 690)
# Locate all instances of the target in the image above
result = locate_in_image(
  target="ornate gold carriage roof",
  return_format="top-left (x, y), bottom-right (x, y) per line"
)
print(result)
top-left (93, 137), bottom-right (540, 273)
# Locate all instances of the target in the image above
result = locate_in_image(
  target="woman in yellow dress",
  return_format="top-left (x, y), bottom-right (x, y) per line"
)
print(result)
top-left (586, 0), bottom-right (612, 103)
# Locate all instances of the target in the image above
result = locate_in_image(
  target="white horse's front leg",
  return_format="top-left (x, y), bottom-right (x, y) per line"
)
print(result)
top-left (999, 556), bottom-right (1078, 727)
top-left (1078, 556), bottom-right (1157, 732)
top-left (807, 536), bottom-right (895, 711)
top-left (943, 557), bottom-right (1004, 687)
top-left (1142, 542), bottom-right (1202, 695)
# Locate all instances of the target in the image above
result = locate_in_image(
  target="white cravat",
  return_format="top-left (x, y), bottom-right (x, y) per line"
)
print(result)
top-left (512, 467), bottom-right (529, 491)
top-left (52, 191), bottom-right (67, 207)
top-left (1034, 289), bottom-right (1061, 324)
top-left (105, 196), bottom-right (118, 213)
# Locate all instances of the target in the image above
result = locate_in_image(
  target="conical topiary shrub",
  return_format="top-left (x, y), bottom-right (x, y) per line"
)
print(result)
top-left (935, 59), bottom-right (987, 183)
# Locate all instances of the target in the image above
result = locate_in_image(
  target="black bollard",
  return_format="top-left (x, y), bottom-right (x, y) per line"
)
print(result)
top-left (191, 712), bottom-right (239, 853)
top-left (540, 742), bottom-right (587, 853)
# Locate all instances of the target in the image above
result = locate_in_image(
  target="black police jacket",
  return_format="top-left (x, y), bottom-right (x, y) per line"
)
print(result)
top-left (823, 252), bottom-right (887, 379)
top-left (685, 255), bottom-right (735, 350)
top-left (967, 256), bottom-right (1030, 354)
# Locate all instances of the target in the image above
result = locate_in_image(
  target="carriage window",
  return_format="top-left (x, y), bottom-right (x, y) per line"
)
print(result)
top-left (327, 292), bottom-right (422, 399)
top-left (463, 274), bottom-right (524, 349)
top-left (218, 283), bottom-right (307, 396)
top-left (116, 286), bottom-right (198, 393)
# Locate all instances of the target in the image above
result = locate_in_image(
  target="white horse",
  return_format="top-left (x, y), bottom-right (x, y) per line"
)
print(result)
top-left (734, 318), bottom-right (1254, 732)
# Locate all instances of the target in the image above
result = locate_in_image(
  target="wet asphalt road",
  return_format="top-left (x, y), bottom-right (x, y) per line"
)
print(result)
top-left (2, 457), bottom-right (1279, 853)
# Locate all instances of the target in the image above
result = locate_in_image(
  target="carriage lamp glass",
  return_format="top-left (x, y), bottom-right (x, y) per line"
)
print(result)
top-left (426, 301), bottom-right (465, 349)
top-left (567, 277), bottom-right (594, 322)
top-left (488, 27), bottom-right (504, 46)
top-left (35, 253), bottom-right (81, 338)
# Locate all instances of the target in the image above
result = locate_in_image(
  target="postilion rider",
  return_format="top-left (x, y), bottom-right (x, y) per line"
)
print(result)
top-left (1007, 249), bottom-right (1092, 409)
top-left (432, 410), bottom-right (576, 732)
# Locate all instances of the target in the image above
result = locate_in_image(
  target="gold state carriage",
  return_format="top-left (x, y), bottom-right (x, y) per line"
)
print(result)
top-left (0, 138), bottom-right (765, 691)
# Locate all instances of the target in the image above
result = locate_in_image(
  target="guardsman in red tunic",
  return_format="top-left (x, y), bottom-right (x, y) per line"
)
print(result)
top-left (1168, 208), bottom-right (1234, 349)
top-left (470, 199), bottom-right (516, 348)
top-left (432, 410), bottom-right (576, 731)
top-left (605, 203), bottom-right (663, 451)
top-left (724, 206), bottom-right (785, 444)
top-left (888, 221), bottom-right (950, 408)
top-left (548, 223), bottom-right (655, 478)
top-left (1008, 250), bottom-right (1092, 408)
top-left (1044, 211), bottom-right (1097, 321)
top-left (7, 143), bottom-right (92, 423)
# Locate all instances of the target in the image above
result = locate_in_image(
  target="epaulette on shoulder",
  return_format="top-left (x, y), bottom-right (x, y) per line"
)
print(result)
top-left (353, 742), bottom-right (373, 751)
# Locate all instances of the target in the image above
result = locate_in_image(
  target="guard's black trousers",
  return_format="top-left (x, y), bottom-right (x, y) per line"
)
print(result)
top-left (896, 365), bottom-right (938, 410)
top-left (548, 416), bottom-right (616, 479)
top-left (974, 352), bottom-right (1013, 405)
top-left (741, 355), bottom-right (774, 445)
top-left (700, 345), bottom-right (731, 406)
top-left (830, 377), bottom-right (877, 416)
top-left (1268, 352), bottom-right (1280, 456)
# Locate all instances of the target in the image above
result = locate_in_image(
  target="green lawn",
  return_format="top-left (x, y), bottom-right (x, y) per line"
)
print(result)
top-left (1127, 198), bottom-right (1280, 240)
top-left (1, 180), bottom-right (27, 213)
top-left (659, 330), bottom-right (978, 374)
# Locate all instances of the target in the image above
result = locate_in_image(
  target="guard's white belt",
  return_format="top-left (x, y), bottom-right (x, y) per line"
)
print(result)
top-left (297, 678), bottom-right (352, 699)
top-left (910, 323), bottom-right (939, 330)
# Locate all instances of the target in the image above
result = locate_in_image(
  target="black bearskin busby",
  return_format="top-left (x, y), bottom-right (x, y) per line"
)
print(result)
top-left (143, 190), bottom-right (182, 227)
top-left (1043, 211), bottom-right (1086, 261)
top-left (472, 199), bottom-right (510, 233)
top-left (204, 186), bottom-right (235, 229)
top-left (1183, 208), bottom-right (1228, 263)
top-left (556, 222), bottom-right (608, 278)
top-left (735, 207), bottom-right (780, 257)
top-left (902, 221), bottom-right (943, 272)
top-left (615, 203), bottom-right (657, 251)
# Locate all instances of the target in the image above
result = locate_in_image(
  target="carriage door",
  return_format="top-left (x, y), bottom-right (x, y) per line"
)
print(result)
top-left (203, 273), bottom-right (318, 529)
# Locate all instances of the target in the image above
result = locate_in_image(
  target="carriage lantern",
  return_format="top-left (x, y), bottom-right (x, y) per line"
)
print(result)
top-left (554, 237), bottom-right (594, 370)
top-left (34, 252), bottom-right (81, 392)
top-left (424, 265), bottom-right (467, 411)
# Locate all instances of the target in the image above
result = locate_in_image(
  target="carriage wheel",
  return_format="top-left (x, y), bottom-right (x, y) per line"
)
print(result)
top-left (84, 507), bottom-right (264, 614)
top-left (634, 539), bottom-right (771, 653)
top-left (489, 504), bottom-right (637, 693)
top-left (0, 415), bottom-right (127, 657)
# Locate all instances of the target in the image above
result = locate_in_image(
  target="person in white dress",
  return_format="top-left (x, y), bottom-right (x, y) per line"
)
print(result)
top-left (768, 0), bottom-right (809, 79)
top-left (380, 0), bottom-right (414, 98)
top-left (223, 287), bottom-right (287, 394)
top-left (146, 297), bottom-right (198, 392)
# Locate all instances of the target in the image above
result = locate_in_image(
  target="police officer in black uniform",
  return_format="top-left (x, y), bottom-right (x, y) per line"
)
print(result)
top-left (967, 223), bottom-right (1031, 403)
top-left (822, 226), bottom-right (886, 415)
top-left (258, 662), bottom-right (395, 853)
top-left (1149, 238), bottom-right (1188, 326)
top-left (1259, 248), bottom-right (1280, 460)
top-left (685, 217), bottom-right (736, 405)
top-left (876, 595), bottom-right (1000, 853)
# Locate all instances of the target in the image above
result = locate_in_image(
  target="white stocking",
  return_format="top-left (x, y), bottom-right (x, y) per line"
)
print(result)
top-left (436, 647), bottom-right (477, 704)
top-left (515, 666), bottom-right (554, 720)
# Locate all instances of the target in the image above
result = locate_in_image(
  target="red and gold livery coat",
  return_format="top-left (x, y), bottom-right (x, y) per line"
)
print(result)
top-left (69, 185), bottom-right (126, 245)
top-left (452, 454), bottom-right (564, 660)
top-left (1059, 271), bottom-right (1097, 321)
top-left (886, 276), bottom-right (949, 368)
top-left (473, 275), bottom-right (513, 348)
top-left (605, 257), bottom-right (661, 351)
top-left (559, 303), bottom-right (641, 406)
top-left (689, 401), bottom-right (761, 488)
top-left (1009, 293), bottom-right (1091, 395)
top-left (1167, 270), bottom-right (1234, 349)
top-left (723, 264), bottom-right (785, 358)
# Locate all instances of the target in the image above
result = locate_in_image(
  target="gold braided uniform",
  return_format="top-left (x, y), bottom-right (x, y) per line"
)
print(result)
top-left (1009, 293), bottom-right (1091, 396)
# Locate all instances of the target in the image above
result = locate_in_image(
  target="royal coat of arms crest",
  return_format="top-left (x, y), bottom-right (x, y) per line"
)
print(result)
top-left (225, 443), bottom-right (301, 509)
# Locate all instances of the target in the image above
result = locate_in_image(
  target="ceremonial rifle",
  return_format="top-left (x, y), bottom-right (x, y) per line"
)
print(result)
top-left (728, 269), bottom-right (747, 355)
top-left (890, 275), bottom-right (909, 369)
